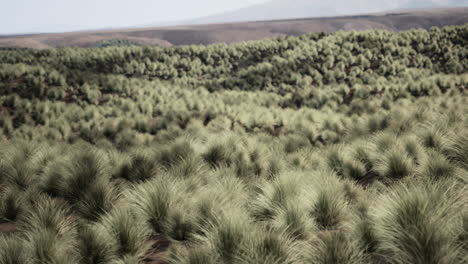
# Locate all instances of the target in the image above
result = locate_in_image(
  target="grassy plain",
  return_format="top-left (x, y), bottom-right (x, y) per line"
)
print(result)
top-left (0, 25), bottom-right (467, 263)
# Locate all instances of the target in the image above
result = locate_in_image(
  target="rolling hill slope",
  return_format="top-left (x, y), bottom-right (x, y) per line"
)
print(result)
top-left (0, 7), bottom-right (467, 48)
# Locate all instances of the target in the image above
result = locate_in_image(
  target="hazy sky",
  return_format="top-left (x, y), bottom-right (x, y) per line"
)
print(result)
top-left (1, 0), bottom-right (269, 34)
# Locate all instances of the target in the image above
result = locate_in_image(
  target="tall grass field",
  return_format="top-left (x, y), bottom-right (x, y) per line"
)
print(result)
top-left (0, 25), bottom-right (467, 263)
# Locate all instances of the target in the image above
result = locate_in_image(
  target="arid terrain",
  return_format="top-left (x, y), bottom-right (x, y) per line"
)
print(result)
top-left (1, 7), bottom-right (467, 48)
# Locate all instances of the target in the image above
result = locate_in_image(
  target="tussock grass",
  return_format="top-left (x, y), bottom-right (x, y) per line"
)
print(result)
top-left (24, 228), bottom-right (79, 264)
top-left (202, 143), bottom-right (232, 168)
top-left (197, 211), bottom-right (253, 264)
top-left (18, 195), bottom-right (76, 238)
top-left (166, 245), bottom-right (217, 264)
top-left (342, 160), bottom-right (367, 181)
top-left (352, 144), bottom-right (374, 172)
top-left (117, 149), bottom-right (157, 182)
top-left (0, 235), bottom-right (29, 264)
top-left (0, 186), bottom-right (26, 221)
top-left (272, 203), bottom-right (314, 240)
top-left (158, 140), bottom-right (195, 169)
top-left (445, 132), bottom-right (468, 170)
top-left (96, 205), bottom-right (152, 259)
top-left (77, 224), bottom-right (119, 264)
top-left (40, 148), bottom-right (115, 220)
top-left (0, 25), bottom-right (467, 263)
top-left (250, 172), bottom-right (306, 222)
top-left (307, 231), bottom-right (365, 264)
top-left (402, 136), bottom-right (425, 165)
top-left (372, 181), bottom-right (468, 264)
top-left (127, 179), bottom-right (172, 235)
top-left (375, 148), bottom-right (414, 180)
top-left (417, 150), bottom-right (456, 180)
top-left (419, 126), bottom-right (448, 151)
top-left (325, 146), bottom-right (346, 178)
top-left (310, 186), bottom-right (349, 231)
top-left (0, 141), bottom-right (43, 190)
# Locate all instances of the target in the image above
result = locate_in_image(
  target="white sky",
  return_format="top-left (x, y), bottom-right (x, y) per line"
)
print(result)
top-left (0, 0), bottom-right (269, 34)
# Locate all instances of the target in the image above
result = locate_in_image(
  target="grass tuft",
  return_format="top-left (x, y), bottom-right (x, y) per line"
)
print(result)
top-left (0, 235), bottom-right (29, 264)
top-left (373, 182), bottom-right (467, 264)
top-left (18, 195), bottom-right (75, 238)
top-left (97, 206), bottom-right (152, 259)
top-left (418, 150), bottom-right (455, 180)
top-left (310, 186), bottom-right (349, 231)
top-left (308, 232), bottom-right (364, 264)
top-left (77, 224), bottom-right (119, 264)
top-left (127, 179), bottom-right (173, 236)
top-left (202, 143), bottom-right (232, 168)
top-left (375, 149), bottom-right (414, 180)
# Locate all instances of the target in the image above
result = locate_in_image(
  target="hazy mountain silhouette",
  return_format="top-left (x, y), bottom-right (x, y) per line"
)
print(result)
top-left (158, 0), bottom-right (468, 26)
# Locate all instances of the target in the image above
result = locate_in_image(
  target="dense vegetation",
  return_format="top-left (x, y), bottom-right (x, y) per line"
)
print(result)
top-left (93, 39), bottom-right (142, 48)
top-left (0, 25), bottom-right (467, 264)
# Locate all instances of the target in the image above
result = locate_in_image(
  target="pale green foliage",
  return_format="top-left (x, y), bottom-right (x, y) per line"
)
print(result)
top-left (0, 25), bottom-right (467, 263)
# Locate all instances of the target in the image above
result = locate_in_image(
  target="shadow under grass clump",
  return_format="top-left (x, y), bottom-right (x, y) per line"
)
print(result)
top-left (0, 186), bottom-right (25, 222)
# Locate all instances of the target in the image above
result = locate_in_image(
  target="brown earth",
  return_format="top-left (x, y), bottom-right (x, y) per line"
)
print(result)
top-left (0, 221), bottom-right (16, 233)
top-left (143, 235), bottom-right (171, 264)
top-left (0, 7), bottom-right (467, 48)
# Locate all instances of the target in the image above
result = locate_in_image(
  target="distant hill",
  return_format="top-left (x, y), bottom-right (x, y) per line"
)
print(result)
top-left (161, 0), bottom-right (468, 26)
top-left (0, 7), bottom-right (467, 48)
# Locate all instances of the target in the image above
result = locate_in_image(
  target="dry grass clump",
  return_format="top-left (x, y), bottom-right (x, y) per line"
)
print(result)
top-left (372, 181), bottom-right (467, 264)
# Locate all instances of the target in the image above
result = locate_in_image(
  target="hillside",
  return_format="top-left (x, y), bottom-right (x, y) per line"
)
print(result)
top-left (0, 7), bottom-right (467, 48)
top-left (178, 0), bottom-right (468, 25)
top-left (0, 25), bottom-right (467, 263)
